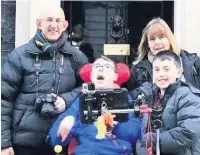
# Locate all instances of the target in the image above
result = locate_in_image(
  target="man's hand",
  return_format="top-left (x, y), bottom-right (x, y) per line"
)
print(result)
top-left (57, 116), bottom-right (75, 142)
top-left (1, 147), bottom-right (14, 155)
top-left (51, 93), bottom-right (66, 114)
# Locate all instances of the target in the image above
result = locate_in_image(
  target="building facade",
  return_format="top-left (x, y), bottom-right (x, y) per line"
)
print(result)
top-left (1, 0), bottom-right (200, 64)
top-left (1, 0), bottom-right (16, 63)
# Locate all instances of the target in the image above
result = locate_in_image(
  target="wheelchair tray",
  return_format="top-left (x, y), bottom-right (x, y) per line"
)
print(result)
top-left (79, 88), bottom-right (129, 123)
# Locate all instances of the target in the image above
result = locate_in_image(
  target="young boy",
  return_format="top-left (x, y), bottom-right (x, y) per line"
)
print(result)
top-left (49, 56), bottom-right (141, 155)
top-left (136, 50), bottom-right (200, 155)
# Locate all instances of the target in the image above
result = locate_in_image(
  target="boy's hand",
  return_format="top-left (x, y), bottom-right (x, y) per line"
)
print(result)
top-left (141, 132), bottom-right (156, 152)
top-left (1, 147), bottom-right (14, 155)
top-left (57, 116), bottom-right (75, 142)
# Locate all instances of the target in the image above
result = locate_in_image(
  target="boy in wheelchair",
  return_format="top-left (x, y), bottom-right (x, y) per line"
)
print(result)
top-left (49, 56), bottom-right (141, 155)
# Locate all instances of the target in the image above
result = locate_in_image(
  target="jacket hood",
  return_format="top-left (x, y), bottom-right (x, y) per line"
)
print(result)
top-left (181, 50), bottom-right (197, 62)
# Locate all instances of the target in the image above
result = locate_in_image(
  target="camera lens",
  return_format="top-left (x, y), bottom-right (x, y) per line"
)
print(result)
top-left (88, 83), bottom-right (95, 91)
top-left (41, 103), bottom-right (55, 118)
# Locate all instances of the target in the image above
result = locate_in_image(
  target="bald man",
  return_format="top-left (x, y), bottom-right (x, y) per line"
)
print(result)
top-left (1, 7), bottom-right (88, 155)
top-left (36, 7), bottom-right (68, 41)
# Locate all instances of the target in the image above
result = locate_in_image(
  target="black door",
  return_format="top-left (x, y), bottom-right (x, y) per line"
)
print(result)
top-left (62, 1), bottom-right (173, 65)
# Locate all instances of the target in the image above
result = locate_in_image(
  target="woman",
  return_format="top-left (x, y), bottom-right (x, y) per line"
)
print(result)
top-left (128, 17), bottom-right (200, 90)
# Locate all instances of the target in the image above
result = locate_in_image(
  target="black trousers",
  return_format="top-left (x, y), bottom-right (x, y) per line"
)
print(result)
top-left (14, 145), bottom-right (54, 155)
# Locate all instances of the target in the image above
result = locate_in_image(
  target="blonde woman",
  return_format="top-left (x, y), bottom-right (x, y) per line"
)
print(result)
top-left (128, 17), bottom-right (200, 90)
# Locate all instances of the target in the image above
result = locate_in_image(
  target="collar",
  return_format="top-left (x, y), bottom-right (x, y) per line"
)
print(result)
top-left (154, 80), bottom-right (181, 97)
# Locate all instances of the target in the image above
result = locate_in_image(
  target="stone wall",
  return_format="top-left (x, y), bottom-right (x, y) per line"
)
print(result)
top-left (1, 1), bottom-right (16, 64)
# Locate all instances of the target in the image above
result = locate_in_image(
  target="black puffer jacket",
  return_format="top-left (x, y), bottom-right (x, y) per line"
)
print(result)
top-left (128, 50), bottom-right (200, 90)
top-left (1, 38), bottom-right (88, 148)
top-left (136, 81), bottom-right (200, 155)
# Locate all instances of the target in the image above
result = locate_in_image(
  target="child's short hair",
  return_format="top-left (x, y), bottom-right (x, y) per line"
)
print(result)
top-left (153, 50), bottom-right (181, 68)
top-left (94, 55), bottom-right (117, 72)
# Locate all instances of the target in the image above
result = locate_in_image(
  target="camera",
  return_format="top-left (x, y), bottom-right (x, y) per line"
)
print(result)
top-left (35, 94), bottom-right (55, 118)
top-left (82, 82), bottom-right (95, 95)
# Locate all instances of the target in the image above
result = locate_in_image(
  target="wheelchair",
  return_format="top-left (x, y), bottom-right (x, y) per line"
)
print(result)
top-left (52, 63), bottom-right (151, 155)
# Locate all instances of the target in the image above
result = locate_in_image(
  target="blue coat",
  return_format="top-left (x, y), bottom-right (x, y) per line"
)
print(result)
top-left (49, 96), bottom-right (141, 155)
top-left (136, 81), bottom-right (200, 155)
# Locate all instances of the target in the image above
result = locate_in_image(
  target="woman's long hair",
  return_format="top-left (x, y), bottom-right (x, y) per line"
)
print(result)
top-left (133, 17), bottom-right (180, 65)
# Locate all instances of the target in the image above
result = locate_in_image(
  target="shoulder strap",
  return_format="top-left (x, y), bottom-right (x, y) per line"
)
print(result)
top-left (33, 54), bottom-right (41, 96)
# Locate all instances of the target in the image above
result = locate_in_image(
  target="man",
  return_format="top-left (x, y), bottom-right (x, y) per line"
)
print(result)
top-left (1, 7), bottom-right (88, 155)
top-left (49, 56), bottom-right (141, 155)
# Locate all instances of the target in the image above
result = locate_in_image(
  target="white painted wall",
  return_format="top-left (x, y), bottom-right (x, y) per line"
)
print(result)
top-left (174, 0), bottom-right (200, 56)
top-left (15, 0), bottom-right (200, 57)
top-left (15, 0), bottom-right (61, 48)
top-left (15, 1), bottom-right (30, 48)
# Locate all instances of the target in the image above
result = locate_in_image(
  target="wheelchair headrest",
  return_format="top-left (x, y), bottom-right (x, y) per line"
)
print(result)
top-left (79, 62), bottom-right (130, 85)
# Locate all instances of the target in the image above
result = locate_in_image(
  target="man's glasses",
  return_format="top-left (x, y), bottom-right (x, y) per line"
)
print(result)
top-left (93, 64), bottom-right (114, 70)
top-left (40, 17), bottom-right (64, 24)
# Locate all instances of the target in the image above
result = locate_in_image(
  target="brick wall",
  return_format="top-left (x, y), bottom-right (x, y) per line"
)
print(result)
top-left (1, 1), bottom-right (16, 64)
